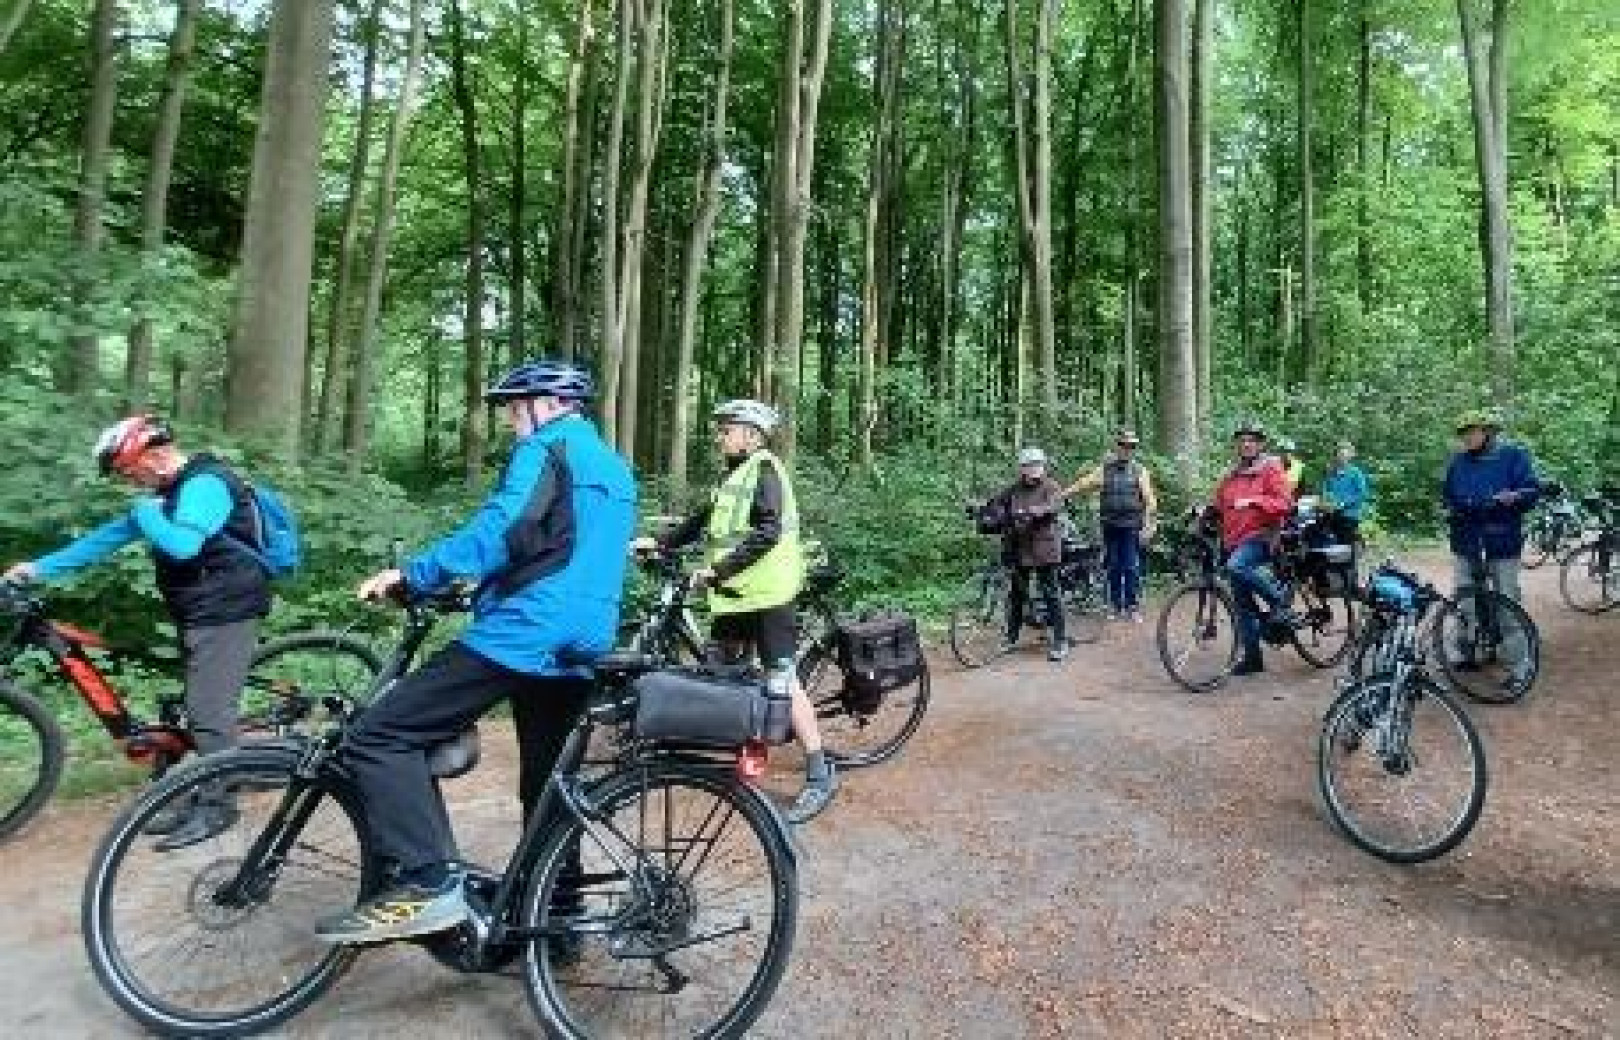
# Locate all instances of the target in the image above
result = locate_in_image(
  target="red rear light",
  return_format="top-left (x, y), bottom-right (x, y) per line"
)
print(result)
top-left (735, 740), bottom-right (768, 781)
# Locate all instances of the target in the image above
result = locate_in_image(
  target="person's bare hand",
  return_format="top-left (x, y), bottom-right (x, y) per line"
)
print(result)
top-left (357, 568), bottom-right (404, 602)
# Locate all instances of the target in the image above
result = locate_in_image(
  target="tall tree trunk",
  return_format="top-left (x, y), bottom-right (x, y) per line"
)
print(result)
top-left (613, 0), bottom-right (670, 460)
top-left (313, 0), bottom-right (381, 453)
top-left (1154, 0), bottom-right (1196, 482)
top-left (769, 0), bottom-right (833, 463)
top-left (509, 0), bottom-right (529, 363)
top-left (552, 0), bottom-right (596, 361)
top-left (1189, 0), bottom-right (1213, 442)
top-left (1355, 3), bottom-right (1372, 314)
top-left (1005, 0), bottom-right (1058, 413)
top-left (225, 0), bottom-right (337, 454)
top-left (62, 0), bottom-right (119, 396)
top-left (1457, 0), bottom-right (1515, 404)
top-left (343, 0), bottom-right (425, 473)
top-left (1298, 0), bottom-right (1318, 382)
top-left (422, 330), bottom-right (442, 470)
top-left (596, 0), bottom-right (632, 444)
top-left (450, 0), bottom-right (488, 483)
top-left (0, 0), bottom-right (35, 56)
top-left (125, 0), bottom-right (200, 411)
top-left (668, 0), bottom-right (733, 504)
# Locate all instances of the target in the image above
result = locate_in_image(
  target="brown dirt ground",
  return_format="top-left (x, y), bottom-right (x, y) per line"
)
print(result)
top-left (0, 554), bottom-right (1613, 1038)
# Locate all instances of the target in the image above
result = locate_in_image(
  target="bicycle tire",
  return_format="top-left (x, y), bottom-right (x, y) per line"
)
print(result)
top-left (1318, 675), bottom-right (1487, 863)
top-left (1291, 578), bottom-right (1360, 669)
top-left (82, 744), bottom-right (377, 1037)
top-left (241, 631), bottom-right (383, 736)
top-left (522, 762), bottom-right (797, 1040)
top-left (1559, 542), bottom-right (1619, 615)
top-left (0, 680), bottom-right (64, 842)
top-left (1155, 583), bottom-right (1240, 693)
top-left (1430, 590), bottom-right (1540, 704)
top-left (948, 568), bottom-right (1009, 669)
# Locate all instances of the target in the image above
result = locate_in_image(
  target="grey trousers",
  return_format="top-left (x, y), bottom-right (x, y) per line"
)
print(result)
top-left (1450, 555), bottom-right (1531, 677)
top-left (181, 619), bottom-right (260, 756)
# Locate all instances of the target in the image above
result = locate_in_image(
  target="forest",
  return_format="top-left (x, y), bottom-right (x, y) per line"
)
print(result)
top-left (1, 0), bottom-right (1617, 637)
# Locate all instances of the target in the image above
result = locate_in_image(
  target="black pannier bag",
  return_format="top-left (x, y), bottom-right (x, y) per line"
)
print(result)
top-left (973, 498), bottom-right (1009, 535)
top-left (632, 668), bottom-right (794, 748)
top-left (834, 611), bottom-right (924, 713)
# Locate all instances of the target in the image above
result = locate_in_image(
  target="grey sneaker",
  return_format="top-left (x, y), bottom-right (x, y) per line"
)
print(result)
top-left (1047, 644), bottom-right (1070, 663)
top-left (315, 875), bottom-right (470, 945)
top-left (785, 767), bottom-right (840, 825)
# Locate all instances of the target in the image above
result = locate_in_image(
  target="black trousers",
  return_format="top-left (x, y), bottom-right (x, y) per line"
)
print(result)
top-left (1006, 564), bottom-right (1066, 645)
top-left (344, 642), bottom-right (590, 876)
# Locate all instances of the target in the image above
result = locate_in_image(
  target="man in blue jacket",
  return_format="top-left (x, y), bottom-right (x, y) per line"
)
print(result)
top-left (3, 415), bottom-right (271, 849)
top-left (1441, 409), bottom-right (1540, 684)
top-left (316, 360), bottom-right (637, 945)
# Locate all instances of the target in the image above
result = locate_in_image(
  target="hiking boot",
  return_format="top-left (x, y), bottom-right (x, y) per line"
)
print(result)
top-left (316, 874), bottom-right (470, 945)
top-left (153, 799), bottom-right (239, 852)
top-left (1047, 643), bottom-right (1070, 663)
top-left (785, 766), bottom-right (840, 825)
top-left (999, 636), bottom-right (1019, 654)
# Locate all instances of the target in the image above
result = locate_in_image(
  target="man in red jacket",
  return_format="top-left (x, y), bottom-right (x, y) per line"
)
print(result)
top-left (1212, 421), bottom-right (1297, 675)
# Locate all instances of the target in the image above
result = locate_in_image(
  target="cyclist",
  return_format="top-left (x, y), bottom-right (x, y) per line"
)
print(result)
top-left (1275, 438), bottom-right (1305, 494)
top-left (1321, 440), bottom-right (1371, 543)
top-left (1065, 429), bottom-right (1158, 622)
top-left (1441, 409), bottom-right (1540, 684)
top-left (988, 447), bottom-right (1069, 662)
top-left (1212, 422), bottom-right (1297, 676)
top-left (636, 399), bottom-right (838, 824)
top-left (2, 415), bottom-right (270, 849)
top-left (315, 360), bottom-right (637, 945)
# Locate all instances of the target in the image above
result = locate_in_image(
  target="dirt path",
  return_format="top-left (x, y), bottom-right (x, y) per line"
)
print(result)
top-left (0, 557), bottom-right (1614, 1038)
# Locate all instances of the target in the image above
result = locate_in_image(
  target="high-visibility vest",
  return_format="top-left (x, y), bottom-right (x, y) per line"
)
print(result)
top-left (705, 449), bottom-right (803, 614)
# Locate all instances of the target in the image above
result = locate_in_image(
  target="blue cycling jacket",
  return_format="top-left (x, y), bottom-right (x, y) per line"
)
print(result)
top-left (404, 413), bottom-right (637, 675)
top-left (1441, 439), bottom-right (1540, 560)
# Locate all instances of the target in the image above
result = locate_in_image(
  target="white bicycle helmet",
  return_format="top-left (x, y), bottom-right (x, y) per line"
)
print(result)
top-left (712, 399), bottom-right (781, 435)
top-left (1017, 446), bottom-right (1048, 467)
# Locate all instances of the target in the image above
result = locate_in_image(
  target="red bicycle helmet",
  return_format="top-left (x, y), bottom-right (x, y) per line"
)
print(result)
top-left (93, 415), bottom-right (173, 475)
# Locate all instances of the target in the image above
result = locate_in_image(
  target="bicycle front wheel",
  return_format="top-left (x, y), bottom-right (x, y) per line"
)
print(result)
top-left (948, 568), bottom-right (1009, 668)
top-left (241, 631), bottom-right (383, 737)
top-left (522, 763), bottom-right (797, 1040)
top-left (1431, 590), bottom-right (1541, 704)
top-left (1318, 676), bottom-right (1487, 863)
top-left (1559, 542), bottom-right (1619, 615)
top-left (82, 745), bottom-right (376, 1037)
top-left (1156, 583), bottom-right (1239, 692)
top-left (0, 680), bottom-right (63, 842)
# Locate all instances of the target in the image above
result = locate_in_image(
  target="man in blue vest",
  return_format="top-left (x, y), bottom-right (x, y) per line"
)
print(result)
top-left (639, 398), bottom-right (838, 824)
top-left (316, 360), bottom-right (637, 945)
top-left (4, 416), bottom-right (270, 850)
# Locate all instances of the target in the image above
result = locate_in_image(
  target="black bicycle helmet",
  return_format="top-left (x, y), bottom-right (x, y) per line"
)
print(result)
top-left (483, 360), bottom-right (595, 403)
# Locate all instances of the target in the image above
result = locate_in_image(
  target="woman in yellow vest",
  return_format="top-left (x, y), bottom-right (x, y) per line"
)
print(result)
top-left (637, 399), bottom-right (838, 824)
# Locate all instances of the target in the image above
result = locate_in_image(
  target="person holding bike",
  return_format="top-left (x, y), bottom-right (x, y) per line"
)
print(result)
top-left (988, 447), bottom-right (1070, 661)
top-left (1065, 429), bottom-right (1158, 623)
top-left (1321, 440), bottom-right (1371, 543)
top-left (636, 398), bottom-right (839, 824)
top-left (1212, 422), bottom-right (1297, 676)
top-left (3, 415), bottom-right (270, 849)
top-left (314, 360), bottom-right (637, 945)
top-left (1441, 409), bottom-right (1540, 685)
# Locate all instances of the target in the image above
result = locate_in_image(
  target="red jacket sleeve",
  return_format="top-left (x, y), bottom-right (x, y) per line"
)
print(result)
top-left (1253, 463), bottom-right (1294, 520)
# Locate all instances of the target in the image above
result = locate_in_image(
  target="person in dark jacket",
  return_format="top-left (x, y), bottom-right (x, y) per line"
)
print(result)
top-left (1440, 409), bottom-right (1539, 688)
top-left (316, 360), bottom-right (637, 946)
top-left (1066, 429), bottom-right (1159, 622)
top-left (991, 447), bottom-right (1069, 662)
top-left (4, 415), bottom-right (271, 850)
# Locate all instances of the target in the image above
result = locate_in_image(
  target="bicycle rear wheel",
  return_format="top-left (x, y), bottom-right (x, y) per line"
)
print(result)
top-left (0, 680), bottom-right (63, 842)
top-left (1318, 676), bottom-right (1487, 863)
top-left (82, 745), bottom-right (376, 1037)
top-left (948, 568), bottom-right (1009, 668)
top-left (241, 632), bottom-right (382, 737)
top-left (1431, 590), bottom-right (1540, 704)
top-left (1559, 542), bottom-right (1619, 615)
top-left (1291, 578), bottom-right (1359, 669)
top-left (523, 763), bottom-right (797, 1040)
top-left (1156, 583), bottom-right (1239, 692)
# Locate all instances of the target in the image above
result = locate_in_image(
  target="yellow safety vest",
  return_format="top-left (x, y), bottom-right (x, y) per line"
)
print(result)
top-left (705, 449), bottom-right (804, 614)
